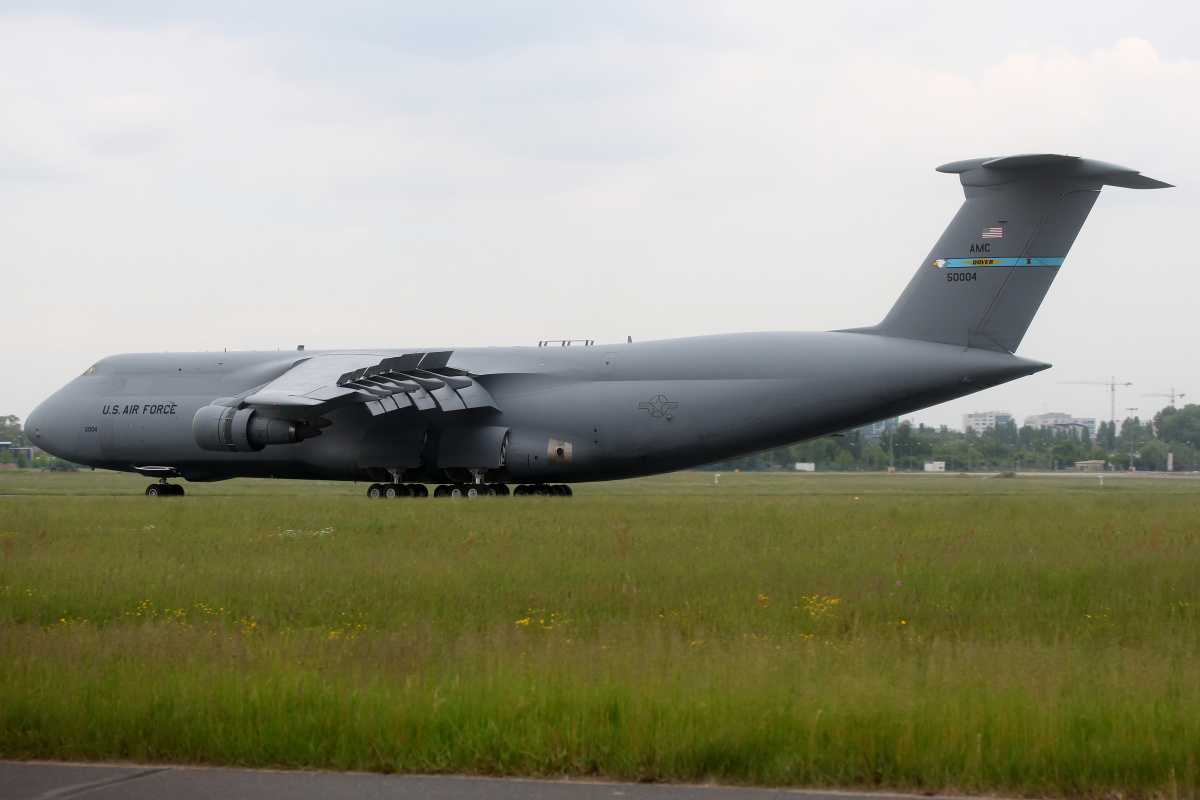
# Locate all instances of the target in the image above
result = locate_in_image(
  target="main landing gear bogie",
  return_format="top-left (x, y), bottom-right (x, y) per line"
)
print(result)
top-left (433, 483), bottom-right (502, 498)
top-left (367, 483), bottom-right (428, 499)
top-left (512, 484), bottom-right (572, 497)
top-left (145, 482), bottom-right (184, 497)
top-left (365, 482), bottom-right (571, 498)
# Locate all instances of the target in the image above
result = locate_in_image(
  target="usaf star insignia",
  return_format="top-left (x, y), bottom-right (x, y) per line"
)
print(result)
top-left (638, 395), bottom-right (679, 418)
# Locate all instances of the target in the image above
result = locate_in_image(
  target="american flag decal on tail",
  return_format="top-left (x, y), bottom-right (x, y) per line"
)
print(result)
top-left (982, 226), bottom-right (1003, 238)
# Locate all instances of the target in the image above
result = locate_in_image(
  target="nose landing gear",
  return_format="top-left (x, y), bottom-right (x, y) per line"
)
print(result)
top-left (136, 467), bottom-right (184, 497)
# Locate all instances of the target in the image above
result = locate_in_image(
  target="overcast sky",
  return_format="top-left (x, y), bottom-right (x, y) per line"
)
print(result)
top-left (4, 1), bottom-right (1197, 430)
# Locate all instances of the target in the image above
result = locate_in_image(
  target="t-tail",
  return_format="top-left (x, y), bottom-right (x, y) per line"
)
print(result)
top-left (849, 154), bottom-right (1171, 353)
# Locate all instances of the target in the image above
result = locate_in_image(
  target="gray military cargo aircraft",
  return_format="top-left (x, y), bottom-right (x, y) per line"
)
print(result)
top-left (26, 154), bottom-right (1170, 498)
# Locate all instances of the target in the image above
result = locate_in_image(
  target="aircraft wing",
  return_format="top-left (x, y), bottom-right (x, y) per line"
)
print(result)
top-left (237, 351), bottom-right (499, 417)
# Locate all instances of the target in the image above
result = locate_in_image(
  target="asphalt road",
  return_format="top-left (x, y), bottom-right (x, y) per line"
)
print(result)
top-left (1, 762), bottom-right (957, 800)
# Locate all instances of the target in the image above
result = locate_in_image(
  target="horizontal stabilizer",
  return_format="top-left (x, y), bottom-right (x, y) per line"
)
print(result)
top-left (937, 154), bottom-right (1173, 189)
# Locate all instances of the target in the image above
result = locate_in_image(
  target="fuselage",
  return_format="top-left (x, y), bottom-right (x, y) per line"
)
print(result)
top-left (26, 330), bottom-right (1047, 484)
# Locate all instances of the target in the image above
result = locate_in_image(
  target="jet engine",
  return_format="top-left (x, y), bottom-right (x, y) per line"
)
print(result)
top-left (193, 405), bottom-right (329, 453)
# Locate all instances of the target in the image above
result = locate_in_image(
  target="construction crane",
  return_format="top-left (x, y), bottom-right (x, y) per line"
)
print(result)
top-left (1140, 388), bottom-right (1186, 406)
top-left (1060, 376), bottom-right (1132, 426)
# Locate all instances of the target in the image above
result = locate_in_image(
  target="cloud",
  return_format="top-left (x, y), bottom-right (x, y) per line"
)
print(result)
top-left (0, 8), bottom-right (1196, 427)
top-left (0, 147), bottom-right (79, 182)
top-left (81, 125), bottom-right (175, 157)
top-left (76, 93), bottom-right (179, 157)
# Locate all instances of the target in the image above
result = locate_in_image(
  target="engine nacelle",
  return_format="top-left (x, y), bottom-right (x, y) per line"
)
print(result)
top-left (193, 405), bottom-right (327, 453)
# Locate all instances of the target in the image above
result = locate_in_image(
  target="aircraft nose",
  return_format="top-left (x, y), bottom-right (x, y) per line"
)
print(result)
top-left (25, 396), bottom-right (71, 462)
top-left (25, 404), bottom-right (44, 445)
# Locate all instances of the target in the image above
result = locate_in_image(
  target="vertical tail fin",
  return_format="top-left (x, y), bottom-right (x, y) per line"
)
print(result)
top-left (851, 154), bottom-right (1171, 353)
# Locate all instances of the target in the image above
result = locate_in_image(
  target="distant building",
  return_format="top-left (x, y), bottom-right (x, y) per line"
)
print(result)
top-left (859, 417), bottom-right (900, 440)
top-left (794, 462), bottom-right (816, 472)
top-left (1024, 412), bottom-right (1097, 438)
top-left (963, 411), bottom-right (1013, 434)
top-left (924, 461), bottom-right (946, 472)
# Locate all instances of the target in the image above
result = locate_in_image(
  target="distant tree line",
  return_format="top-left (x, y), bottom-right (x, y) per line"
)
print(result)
top-left (0, 415), bottom-right (27, 446)
top-left (702, 404), bottom-right (1200, 473)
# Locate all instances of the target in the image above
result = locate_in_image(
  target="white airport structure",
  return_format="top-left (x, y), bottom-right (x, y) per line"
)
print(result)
top-left (962, 411), bottom-right (1014, 434)
top-left (923, 461), bottom-right (946, 472)
top-left (1024, 412), bottom-right (1097, 438)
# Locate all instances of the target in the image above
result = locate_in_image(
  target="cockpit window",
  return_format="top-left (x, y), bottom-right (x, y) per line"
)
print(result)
top-left (83, 365), bottom-right (99, 376)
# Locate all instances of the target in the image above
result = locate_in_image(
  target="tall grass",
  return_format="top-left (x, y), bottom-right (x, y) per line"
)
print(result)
top-left (1, 473), bottom-right (1198, 795)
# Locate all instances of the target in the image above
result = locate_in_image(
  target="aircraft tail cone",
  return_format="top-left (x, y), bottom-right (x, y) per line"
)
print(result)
top-left (961, 350), bottom-right (1050, 391)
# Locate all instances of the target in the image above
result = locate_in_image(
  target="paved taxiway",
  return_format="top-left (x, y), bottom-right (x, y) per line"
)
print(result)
top-left (1, 762), bottom-right (964, 800)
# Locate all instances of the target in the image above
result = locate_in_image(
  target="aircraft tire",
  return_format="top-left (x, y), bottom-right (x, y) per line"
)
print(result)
top-left (383, 485), bottom-right (400, 499)
top-left (465, 486), bottom-right (480, 499)
top-left (560, 485), bottom-right (572, 497)
top-left (513, 485), bottom-right (527, 496)
top-left (367, 483), bottom-right (384, 499)
top-left (413, 484), bottom-right (429, 498)
top-left (490, 483), bottom-right (509, 496)
top-left (145, 484), bottom-right (162, 497)
top-left (172, 484), bottom-right (185, 497)
top-left (433, 485), bottom-right (447, 498)
top-left (532, 485), bottom-right (550, 497)
top-left (449, 484), bottom-right (466, 499)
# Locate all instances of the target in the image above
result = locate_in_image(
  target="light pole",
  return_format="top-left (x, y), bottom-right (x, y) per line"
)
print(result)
top-left (888, 426), bottom-right (895, 472)
top-left (1125, 408), bottom-right (1138, 471)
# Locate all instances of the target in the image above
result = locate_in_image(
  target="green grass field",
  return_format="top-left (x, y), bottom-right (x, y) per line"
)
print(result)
top-left (2, 470), bottom-right (1198, 797)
